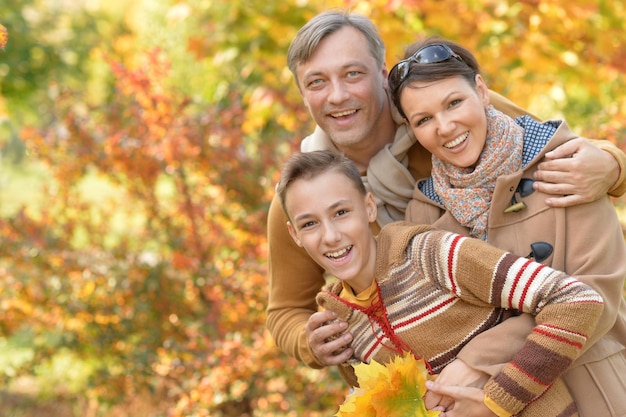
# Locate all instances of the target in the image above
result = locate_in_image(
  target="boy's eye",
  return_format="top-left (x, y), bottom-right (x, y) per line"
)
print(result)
top-left (301, 221), bottom-right (316, 229)
top-left (336, 209), bottom-right (348, 216)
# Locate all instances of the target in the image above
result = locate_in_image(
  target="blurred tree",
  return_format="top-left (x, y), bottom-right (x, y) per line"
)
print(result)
top-left (0, 0), bottom-right (624, 416)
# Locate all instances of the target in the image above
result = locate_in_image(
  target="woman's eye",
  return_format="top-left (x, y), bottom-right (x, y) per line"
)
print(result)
top-left (417, 116), bottom-right (431, 126)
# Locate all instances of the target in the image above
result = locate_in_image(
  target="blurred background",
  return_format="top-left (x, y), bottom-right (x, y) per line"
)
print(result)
top-left (0, 0), bottom-right (624, 416)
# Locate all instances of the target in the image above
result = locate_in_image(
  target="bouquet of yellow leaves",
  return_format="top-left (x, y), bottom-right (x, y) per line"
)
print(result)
top-left (336, 352), bottom-right (440, 417)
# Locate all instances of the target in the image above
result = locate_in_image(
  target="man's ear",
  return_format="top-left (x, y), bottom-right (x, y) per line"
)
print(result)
top-left (365, 192), bottom-right (378, 223)
top-left (286, 221), bottom-right (303, 247)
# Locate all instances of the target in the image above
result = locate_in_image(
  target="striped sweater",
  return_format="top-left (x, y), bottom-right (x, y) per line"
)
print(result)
top-left (316, 221), bottom-right (604, 417)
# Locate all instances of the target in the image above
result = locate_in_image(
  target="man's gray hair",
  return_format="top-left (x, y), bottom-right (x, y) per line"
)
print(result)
top-left (287, 9), bottom-right (386, 86)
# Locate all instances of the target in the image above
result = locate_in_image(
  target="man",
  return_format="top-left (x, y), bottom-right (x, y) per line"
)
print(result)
top-left (266, 8), bottom-right (625, 394)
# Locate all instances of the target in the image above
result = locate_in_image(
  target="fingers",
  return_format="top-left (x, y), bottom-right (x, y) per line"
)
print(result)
top-left (423, 389), bottom-right (445, 410)
top-left (306, 310), bottom-right (353, 366)
top-left (543, 137), bottom-right (586, 160)
top-left (435, 359), bottom-right (490, 388)
top-left (426, 380), bottom-right (462, 398)
top-left (533, 137), bottom-right (618, 206)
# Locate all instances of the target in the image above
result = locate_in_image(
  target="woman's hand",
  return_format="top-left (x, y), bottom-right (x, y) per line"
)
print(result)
top-left (425, 381), bottom-right (497, 417)
top-left (424, 359), bottom-right (490, 412)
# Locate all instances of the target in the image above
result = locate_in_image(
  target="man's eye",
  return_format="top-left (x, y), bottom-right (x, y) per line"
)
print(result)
top-left (307, 79), bottom-right (323, 88)
top-left (301, 221), bottom-right (316, 229)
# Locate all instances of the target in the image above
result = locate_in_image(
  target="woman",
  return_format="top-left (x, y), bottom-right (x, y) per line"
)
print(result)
top-left (387, 37), bottom-right (626, 416)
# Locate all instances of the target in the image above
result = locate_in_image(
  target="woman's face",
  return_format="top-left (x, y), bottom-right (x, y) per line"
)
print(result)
top-left (399, 74), bottom-right (490, 168)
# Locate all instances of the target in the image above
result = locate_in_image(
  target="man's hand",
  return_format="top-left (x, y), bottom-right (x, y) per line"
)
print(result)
top-left (425, 381), bottom-right (496, 417)
top-left (533, 138), bottom-right (619, 208)
top-left (424, 359), bottom-right (490, 412)
top-left (305, 310), bottom-right (353, 366)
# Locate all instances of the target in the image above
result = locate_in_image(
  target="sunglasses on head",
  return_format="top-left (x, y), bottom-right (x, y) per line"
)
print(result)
top-left (388, 44), bottom-right (465, 90)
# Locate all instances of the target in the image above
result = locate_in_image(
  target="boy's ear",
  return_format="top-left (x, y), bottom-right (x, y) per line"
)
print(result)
top-left (286, 221), bottom-right (303, 247)
top-left (365, 192), bottom-right (377, 223)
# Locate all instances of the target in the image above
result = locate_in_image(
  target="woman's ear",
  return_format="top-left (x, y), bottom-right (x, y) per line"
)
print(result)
top-left (474, 74), bottom-right (490, 105)
top-left (286, 221), bottom-right (303, 247)
top-left (365, 192), bottom-right (378, 223)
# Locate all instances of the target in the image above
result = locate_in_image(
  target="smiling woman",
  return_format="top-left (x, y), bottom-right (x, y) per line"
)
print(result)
top-left (393, 36), bottom-right (626, 417)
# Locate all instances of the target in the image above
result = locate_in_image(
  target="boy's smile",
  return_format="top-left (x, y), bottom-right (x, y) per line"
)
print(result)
top-left (284, 169), bottom-right (378, 294)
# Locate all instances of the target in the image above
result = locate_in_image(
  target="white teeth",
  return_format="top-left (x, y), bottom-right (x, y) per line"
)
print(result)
top-left (444, 132), bottom-right (469, 148)
top-left (325, 245), bottom-right (352, 259)
top-left (331, 110), bottom-right (356, 118)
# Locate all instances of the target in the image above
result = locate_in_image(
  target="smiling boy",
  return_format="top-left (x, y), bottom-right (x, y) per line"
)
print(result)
top-left (276, 149), bottom-right (604, 417)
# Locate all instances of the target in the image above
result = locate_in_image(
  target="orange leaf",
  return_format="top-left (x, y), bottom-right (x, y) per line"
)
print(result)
top-left (0, 24), bottom-right (7, 50)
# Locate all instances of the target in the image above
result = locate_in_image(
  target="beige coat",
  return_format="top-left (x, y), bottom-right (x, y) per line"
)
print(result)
top-left (406, 120), bottom-right (626, 417)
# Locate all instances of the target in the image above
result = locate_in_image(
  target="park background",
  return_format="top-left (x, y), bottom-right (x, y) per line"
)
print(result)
top-left (0, 0), bottom-right (625, 416)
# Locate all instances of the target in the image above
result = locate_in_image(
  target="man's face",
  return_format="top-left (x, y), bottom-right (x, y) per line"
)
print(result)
top-left (295, 26), bottom-right (388, 153)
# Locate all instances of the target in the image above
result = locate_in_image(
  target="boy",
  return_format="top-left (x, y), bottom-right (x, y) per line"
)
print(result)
top-left (276, 149), bottom-right (603, 417)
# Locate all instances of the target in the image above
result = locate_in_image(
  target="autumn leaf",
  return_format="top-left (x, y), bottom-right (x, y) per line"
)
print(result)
top-left (336, 352), bottom-right (440, 417)
top-left (0, 24), bottom-right (7, 50)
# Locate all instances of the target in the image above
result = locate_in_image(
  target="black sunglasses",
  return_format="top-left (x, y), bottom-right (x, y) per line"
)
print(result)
top-left (388, 44), bottom-right (464, 90)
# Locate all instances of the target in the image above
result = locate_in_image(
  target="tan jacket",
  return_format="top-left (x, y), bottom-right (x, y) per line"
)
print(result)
top-left (406, 120), bottom-right (626, 417)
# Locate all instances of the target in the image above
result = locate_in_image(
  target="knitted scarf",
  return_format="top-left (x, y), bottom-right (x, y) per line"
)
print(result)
top-left (431, 105), bottom-right (524, 240)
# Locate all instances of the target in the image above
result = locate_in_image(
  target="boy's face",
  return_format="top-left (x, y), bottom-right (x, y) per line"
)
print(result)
top-left (285, 169), bottom-right (377, 294)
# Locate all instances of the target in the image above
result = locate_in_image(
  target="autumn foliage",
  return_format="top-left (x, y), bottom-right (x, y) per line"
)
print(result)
top-left (336, 353), bottom-right (439, 417)
top-left (0, 1), bottom-right (625, 416)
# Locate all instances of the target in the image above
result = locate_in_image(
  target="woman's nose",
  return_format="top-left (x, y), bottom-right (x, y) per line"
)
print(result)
top-left (436, 114), bottom-right (455, 136)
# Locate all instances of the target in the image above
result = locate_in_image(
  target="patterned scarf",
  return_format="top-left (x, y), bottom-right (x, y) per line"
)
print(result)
top-left (432, 105), bottom-right (524, 240)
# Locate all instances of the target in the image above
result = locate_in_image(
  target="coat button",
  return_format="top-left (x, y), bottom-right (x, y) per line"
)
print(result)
top-left (504, 202), bottom-right (527, 213)
top-left (527, 242), bottom-right (553, 262)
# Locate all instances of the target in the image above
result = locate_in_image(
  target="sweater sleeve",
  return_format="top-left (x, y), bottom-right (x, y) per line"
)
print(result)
top-left (590, 138), bottom-right (626, 197)
top-left (265, 194), bottom-right (326, 368)
top-left (415, 230), bottom-right (604, 416)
